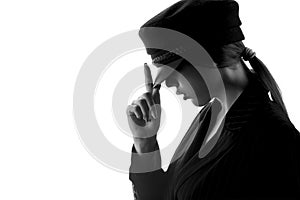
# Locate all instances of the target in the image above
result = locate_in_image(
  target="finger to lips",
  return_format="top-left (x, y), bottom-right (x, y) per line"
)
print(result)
top-left (144, 63), bottom-right (157, 119)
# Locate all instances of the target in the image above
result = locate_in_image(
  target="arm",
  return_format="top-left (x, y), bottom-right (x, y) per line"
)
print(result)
top-left (129, 141), bottom-right (173, 200)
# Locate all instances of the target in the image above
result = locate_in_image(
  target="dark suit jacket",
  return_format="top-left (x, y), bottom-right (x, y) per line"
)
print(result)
top-left (129, 73), bottom-right (300, 200)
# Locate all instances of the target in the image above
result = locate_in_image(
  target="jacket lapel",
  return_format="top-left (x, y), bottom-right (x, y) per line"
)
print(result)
top-left (173, 74), bottom-right (271, 196)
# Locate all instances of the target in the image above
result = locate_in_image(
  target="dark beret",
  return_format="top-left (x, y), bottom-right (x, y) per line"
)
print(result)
top-left (138, 0), bottom-right (245, 65)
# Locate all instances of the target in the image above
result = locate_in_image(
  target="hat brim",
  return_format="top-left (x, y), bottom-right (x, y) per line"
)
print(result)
top-left (153, 58), bottom-right (184, 86)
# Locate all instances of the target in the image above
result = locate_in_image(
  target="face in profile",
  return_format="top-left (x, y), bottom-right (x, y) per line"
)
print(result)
top-left (164, 59), bottom-right (211, 107)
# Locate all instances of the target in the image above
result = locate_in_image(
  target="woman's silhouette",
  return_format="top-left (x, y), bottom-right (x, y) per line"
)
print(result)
top-left (126, 0), bottom-right (300, 199)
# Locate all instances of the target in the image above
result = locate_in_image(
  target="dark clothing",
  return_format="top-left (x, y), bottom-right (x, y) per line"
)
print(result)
top-left (129, 73), bottom-right (300, 200)
top-left (139, 0), bottom-right (245, 63)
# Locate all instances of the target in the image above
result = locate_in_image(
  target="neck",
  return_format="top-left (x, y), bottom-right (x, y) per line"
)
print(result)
top-left (198, 61), bottom-right (250, 153)
top-left (215, 61), bottom-right (250, 119)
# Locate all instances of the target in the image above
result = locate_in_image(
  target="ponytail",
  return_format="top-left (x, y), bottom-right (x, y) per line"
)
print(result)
top-left (242, 46), bottom-right (290, 119)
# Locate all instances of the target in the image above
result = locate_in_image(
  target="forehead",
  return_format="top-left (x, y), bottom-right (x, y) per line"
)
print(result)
top-left (153, 58), bottom-right (185, 85)
top-left (153, 57), bottom-right (182, 67)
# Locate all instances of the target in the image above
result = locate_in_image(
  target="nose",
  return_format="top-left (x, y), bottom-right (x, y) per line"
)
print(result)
top-left (165, 76), bottom-right (178, 88)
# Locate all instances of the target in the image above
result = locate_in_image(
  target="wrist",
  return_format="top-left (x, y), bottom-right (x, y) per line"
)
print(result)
top-left (133, 136), bottom-right (158, 154)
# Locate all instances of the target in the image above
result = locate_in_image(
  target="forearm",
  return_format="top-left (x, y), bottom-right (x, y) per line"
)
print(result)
top-left (129, 141), bottom-right (171, 200)
top-left (130, 139), bottom-right (161, 173)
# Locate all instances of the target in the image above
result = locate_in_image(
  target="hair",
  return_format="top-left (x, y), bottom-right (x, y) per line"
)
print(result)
top-left (165, 40), bottom-right (290, 200)
top-left (213, 41), bottom-right (289, 116)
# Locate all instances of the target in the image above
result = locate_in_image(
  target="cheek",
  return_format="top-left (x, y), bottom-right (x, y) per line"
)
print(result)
top-left (180, 74), bottom-right (211, 102)
top-left (177, 74), bottom-right (198, 95)
top-left (177, 75), bottom-right (194, 94)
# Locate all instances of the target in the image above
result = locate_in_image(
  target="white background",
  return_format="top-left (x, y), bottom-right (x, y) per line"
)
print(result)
top-left (1, 0), bottom-right (300, 199)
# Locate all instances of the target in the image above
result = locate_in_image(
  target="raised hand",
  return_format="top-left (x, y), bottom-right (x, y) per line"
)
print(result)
top-left (126, 63), bottom-right (162, 153)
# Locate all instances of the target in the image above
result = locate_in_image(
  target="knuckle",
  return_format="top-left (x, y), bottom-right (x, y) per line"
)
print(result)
top-left (140, 99), bottom-right (148, 108)
top-left (135, 105), bottom-right (141, 112)
top-left (137, 100), bottom-right (144, 107)
top-left (132, 100), bottom-right (137, 105)
top-left (135, 100), bottom-right (143, 106)
top-left (126, 106), bottom-right (134, 115)
top-left (142, 95), bottom-right (153, 104)
top-left (133, 105), bottom-right (138, 111)
top-left (136, 103), bottom-right (145, 112)
top-left (143, 92), bottom-right (151, 98)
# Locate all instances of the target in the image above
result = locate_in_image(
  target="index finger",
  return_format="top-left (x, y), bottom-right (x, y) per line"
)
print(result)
top-left (144, 63), bottom-right (153, 93)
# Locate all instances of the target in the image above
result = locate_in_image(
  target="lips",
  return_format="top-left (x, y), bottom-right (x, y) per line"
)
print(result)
top-left (183, 95), bottom-right (191, 100)
top-left (176, 90), bottom-right (190, 100)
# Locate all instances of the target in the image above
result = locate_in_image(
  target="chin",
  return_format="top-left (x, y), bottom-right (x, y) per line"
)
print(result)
top-left (191, 98), bottom-right (200, 107)
top-left (191, 97), bottom-right (207, 107)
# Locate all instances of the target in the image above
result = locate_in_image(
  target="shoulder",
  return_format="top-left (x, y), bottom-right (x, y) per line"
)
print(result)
top-left (247, 101), bottom-right (300, 163)
top-left (258, 101), bottom-right (300, 140)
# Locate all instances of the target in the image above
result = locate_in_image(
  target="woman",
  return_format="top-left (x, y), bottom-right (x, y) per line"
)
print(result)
top-left (126, 0), bottom-right (300, 199)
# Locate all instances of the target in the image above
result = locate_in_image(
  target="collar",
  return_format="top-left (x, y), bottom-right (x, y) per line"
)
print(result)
top-left (172, 73), bottom-right (272, 195)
